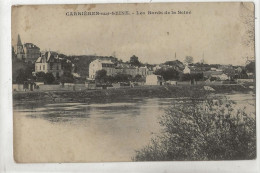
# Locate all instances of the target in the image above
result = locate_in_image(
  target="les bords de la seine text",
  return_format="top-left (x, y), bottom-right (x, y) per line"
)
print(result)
top-left (66, 10), bottom-right (191, 16)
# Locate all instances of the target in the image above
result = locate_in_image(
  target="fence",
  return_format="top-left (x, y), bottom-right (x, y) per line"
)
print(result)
top-left (36, 85), bottom-right (61, 91)
top-left (35, 83), bottom-right (88, 91)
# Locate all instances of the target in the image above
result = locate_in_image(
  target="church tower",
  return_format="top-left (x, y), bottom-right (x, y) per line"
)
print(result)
top-left (16, 34), bottom-right (25, 60)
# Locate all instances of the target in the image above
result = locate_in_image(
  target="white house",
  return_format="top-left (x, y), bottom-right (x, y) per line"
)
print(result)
top-left (89, 59), bottom-right (154, 80)
top-left (211, 73), bottom-right (229, 81)
top-left (35, 51), bottom-right (63, 78)
top-left (89, 59), bottom-right (115, 79)
top-left (183, 66), bottom-right (191, 74)
top-left (145, 75), bottom-right (163, 85)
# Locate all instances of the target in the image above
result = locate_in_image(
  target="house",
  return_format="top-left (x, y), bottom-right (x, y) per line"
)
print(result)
top-left (89, 59), bottom-right (154, 80)
top-left (23, 43), bottom-right (41, 63)
top-left (89, 59), bottom-right (115, 79)
top-left (211, 73), bottom-right (229, 81)
top-left (145, 75), bottom-right (163, 85)
top-left (35, 51), bottom-right (63, 78)
top-left (15, 35), bottom-right (40, 63)
top-left (183, 66), bottom-right (191, 74)
top-left (203, 70), bottom-right (223, 79)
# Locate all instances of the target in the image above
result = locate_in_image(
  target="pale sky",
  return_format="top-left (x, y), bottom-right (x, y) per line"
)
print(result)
top-left (12, 2), bottom-right (255, 65)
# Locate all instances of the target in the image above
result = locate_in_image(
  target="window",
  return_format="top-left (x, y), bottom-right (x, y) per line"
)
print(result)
top-left (57, 65), bottom-right (59, 70)
top-left (40, 65), bottom-right (41, 70)
top-left (43, 65), bottom-right (45, 70)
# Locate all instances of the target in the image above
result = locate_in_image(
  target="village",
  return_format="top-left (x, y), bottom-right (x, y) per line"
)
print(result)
top-left (12, 35), bottom-right (255, 92)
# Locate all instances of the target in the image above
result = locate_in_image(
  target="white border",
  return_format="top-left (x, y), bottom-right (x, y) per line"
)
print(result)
top-left (0, 0), bottom-right (259, 173)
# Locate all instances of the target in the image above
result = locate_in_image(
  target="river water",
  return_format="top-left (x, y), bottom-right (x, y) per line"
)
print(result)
top-left (13, 93), bottom-right (255, 163)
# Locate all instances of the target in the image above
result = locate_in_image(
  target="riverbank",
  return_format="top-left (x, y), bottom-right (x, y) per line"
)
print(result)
top-left (13, 85), bottom-right (254, 103)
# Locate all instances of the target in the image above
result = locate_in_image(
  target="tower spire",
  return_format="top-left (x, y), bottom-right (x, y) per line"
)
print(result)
top-left (17, 34), bottom-right (22, 45)
top-left (16, 34), bottom-right (25, 60)
top-left (201, 52), bottom-right (205, 63)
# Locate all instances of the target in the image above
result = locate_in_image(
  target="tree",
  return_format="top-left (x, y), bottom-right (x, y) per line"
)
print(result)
top-left (44, 73), bottom-right (55, 84)
top-left (61, 60), bottom-right (73, 73)
top-left (134, 93), bottom-right (256, 161)
top-left (113, 73), bottom-right (132, 83)
top-left (15, 66), bottom-right (34, 84)
top-left (95, 69), bottom-right (108, 83)
top-left (60, 72), bottom-right (74, 83)
top-left (34, 71), bottom-right (46, 82)
top-left (238, 69), bottom-right (248, 79)
top-left (245, 61), bottom-right (255, 73)
top-left (239, 3), bottom-right (255, 63)
top-left (36, 72), bottom-right (45, 78)
top-left (179, 73), bottom-right (191, 81)
top-left (133, 74), bottom-right (145, 82)
top-left (95, 70), bottom-right (107, 80)
top-left (15, 69), bottom-right (28, 84)
top-left (240, 2), bottom-right (255, 49)
top-left (191, 73), bottom-right (204, 81)
top-left (130, 55), bottom-right (141, 67)
top-left (210, 76), bottom-right (218, 81)
top-left (184, 56), bottom-right (194, 64)
top-left (154, 68), bottom-right (179, 81)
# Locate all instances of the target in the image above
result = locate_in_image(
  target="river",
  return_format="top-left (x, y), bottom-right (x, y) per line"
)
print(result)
top-left (13, 93), bottom-right (255, 163)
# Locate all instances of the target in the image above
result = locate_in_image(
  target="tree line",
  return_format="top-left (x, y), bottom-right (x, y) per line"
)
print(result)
top-left (95, 69), bottom-right (145, 84)
top-left (154, 68), bottom-right (204, 81)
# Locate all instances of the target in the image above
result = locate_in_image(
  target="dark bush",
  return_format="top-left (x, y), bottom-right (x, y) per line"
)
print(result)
top-left (133, 95), bottom-right (256, 161)
top-left (154, 68), bottom-right (179, 81)
top-left (60, 72), bottom-right (75, 83)
top-left (44, 72), bottom-right (55, 84)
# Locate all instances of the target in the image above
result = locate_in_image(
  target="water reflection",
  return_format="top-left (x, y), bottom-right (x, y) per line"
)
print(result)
top-left (14, 94), bottom-right (256, 123)
top-left (13, 93), bottom-right (255, 162)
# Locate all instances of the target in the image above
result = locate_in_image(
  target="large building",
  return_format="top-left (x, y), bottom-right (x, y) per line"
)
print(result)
top-left (89, 59), bottom-right (153, 79)
top-left (145, 75), bottom-right (163, 85)
top-left (15, 34), bottom-right (41, 63)
top-left (35, 51), bottom-right (63, 78)
top-left (23, 43), bottom-right (41, 63)
top-left (89, 59), bottom-right (116, 79)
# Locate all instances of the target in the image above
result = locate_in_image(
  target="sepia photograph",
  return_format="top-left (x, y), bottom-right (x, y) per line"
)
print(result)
top-left (11, 2), bottom-right (256, 163)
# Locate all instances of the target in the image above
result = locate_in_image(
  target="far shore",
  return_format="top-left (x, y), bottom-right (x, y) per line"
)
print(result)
top-left (13, 85), bottom-right (254, 104)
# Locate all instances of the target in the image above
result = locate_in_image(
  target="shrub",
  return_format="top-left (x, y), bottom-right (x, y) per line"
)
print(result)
top-left (154, 68), bottom-right (179, 81)
top-left (60, 72), bottom-right (74, 83)
top-left (44, 72), bottom-right (55, 84)
top-left (133, 95), bottom-right (256, 161)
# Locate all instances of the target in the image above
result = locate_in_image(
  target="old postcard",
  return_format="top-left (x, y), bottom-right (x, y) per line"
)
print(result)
top-left (12, 2), bottom-right (256, 163)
